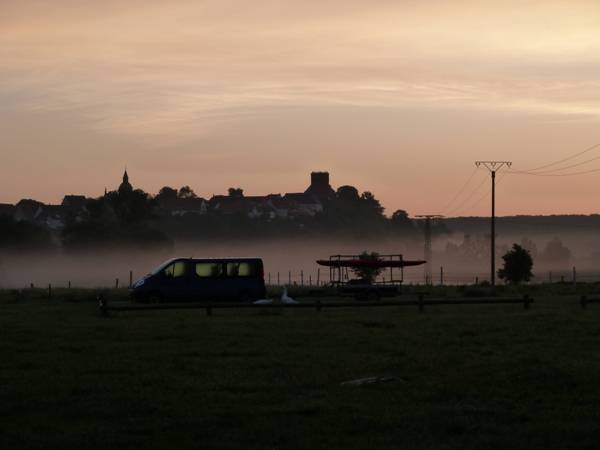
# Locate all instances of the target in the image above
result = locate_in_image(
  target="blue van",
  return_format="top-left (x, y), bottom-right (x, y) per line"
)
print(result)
top-left (130, 258), bottom-right (266, 302)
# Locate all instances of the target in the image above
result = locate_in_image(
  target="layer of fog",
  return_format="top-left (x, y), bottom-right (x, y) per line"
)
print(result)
top-left (1, 231), bottom-right (599, 288)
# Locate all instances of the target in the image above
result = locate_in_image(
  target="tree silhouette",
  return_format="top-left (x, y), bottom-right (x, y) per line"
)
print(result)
top-left (0, 216), bottom-right (54, 250)
top-left (178, 186), bottom-right (197, 199)
top-left (541, 237), bottom-right (571, 266)
top-left (350, 251), bottom-right (383, 283)
top-left (156, 186), bottom-right (178, 201)
top-left (498, 244), bottom-right (533, 284)
top-left (391, 209), bottom-right (415, 233)
top-left (359, 191), bottom-right (384, 217)
top-left (337, 185), bottom-right (360, 203)
top-left (228, 188), bottom-right (244, 198)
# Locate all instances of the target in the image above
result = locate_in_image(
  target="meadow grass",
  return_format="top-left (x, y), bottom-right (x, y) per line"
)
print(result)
top-left (1, 288), bottom-right (600, 449)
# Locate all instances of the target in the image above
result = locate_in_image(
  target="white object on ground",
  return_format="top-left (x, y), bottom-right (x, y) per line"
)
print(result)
top-left (253, 299), bottom-right (273, 305)
top-left (281, 288), bottom-right (298, 304)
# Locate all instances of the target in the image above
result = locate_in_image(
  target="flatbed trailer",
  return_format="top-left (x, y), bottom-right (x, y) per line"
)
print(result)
top-left (316, 254), bottom-right (426, 300)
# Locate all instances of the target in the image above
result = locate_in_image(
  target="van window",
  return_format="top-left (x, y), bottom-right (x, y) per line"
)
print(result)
top-left (226, 262), bottom-right (257, 277)
top-left (195, 262), bottom-right (224, 278)
top-left (164, 261), bottom-right (187, 278)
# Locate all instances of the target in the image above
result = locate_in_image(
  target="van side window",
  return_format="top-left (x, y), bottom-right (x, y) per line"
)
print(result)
top-left (227, 262), bottom-right (257, 277)
top-left (164, 261), bottom-right (187, 278)
top-left (195, 263), bottom-right (223, 278)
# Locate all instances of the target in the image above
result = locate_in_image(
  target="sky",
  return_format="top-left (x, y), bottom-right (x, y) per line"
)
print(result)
top-left (1, 0), bottom-right (600, 216)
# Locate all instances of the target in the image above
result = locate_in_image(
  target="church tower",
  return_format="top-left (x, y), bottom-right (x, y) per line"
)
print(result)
top-left (118, 169), bottom-right (133, 194)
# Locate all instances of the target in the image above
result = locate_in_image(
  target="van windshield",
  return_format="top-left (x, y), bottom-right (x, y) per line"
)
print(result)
top-left (151, 259), bottom-right (176, 275)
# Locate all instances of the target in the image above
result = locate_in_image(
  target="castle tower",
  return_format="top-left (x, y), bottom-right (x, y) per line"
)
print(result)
top-left (304, 171), bottom-right (335, 200)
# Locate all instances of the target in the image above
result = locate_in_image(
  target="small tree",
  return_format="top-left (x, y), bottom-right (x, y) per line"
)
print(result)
top-left (156, 186), bottom-right (178, 202)
top-left (228, 187), bottom-right (244, 198)
top-left (498, 244), bottom-right (533, 284)
top-left (351, 251), bottom-right (383, 283)
top-left (178, 186), bottom-right (197, 199)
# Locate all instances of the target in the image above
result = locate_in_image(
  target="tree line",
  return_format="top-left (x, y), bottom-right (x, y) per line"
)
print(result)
top-left (1, 184), bottom-right (421, 250)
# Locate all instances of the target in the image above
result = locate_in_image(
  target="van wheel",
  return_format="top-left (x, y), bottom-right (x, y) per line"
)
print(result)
top-left (147, 292), bottom-right (163, 304)
top-left (366, 291), bottom-right (380, 302)
top-left (239, 291), bottom-right (253, 303)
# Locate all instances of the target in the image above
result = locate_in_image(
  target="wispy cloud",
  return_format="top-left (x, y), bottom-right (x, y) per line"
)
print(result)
top-left (2, 0), bottom-right (600, 141)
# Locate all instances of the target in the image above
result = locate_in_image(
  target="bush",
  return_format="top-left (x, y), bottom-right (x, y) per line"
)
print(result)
top-left (498, 244), bottom-right (533, 285)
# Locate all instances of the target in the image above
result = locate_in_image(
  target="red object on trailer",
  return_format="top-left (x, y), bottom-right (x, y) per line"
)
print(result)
top-left (316, 254), bottom-right (426, 297)
top-left (316, 259), bottom-right (425, 268)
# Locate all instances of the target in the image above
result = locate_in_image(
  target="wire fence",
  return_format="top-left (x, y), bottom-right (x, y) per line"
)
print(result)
top-left (5, 266), bottom-right (599, 292)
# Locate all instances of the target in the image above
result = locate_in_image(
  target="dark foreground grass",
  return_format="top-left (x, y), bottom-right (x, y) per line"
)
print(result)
top-left (1, 291), bottom-right (600, 449)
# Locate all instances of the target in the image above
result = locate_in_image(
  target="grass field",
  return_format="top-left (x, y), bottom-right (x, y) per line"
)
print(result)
top-left (2, 288), bottom-right (600, 449)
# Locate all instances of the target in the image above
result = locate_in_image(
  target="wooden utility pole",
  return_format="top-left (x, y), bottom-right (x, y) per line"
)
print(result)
top-left (475, 161), bottom-right (512, 287)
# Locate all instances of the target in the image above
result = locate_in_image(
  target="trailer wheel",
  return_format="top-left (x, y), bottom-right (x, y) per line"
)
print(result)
top-left (367, 291), bottom-right (380, 302)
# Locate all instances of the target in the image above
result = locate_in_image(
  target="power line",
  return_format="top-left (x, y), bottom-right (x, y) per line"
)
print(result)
top-left (533, 153), bottom-right (600, 174)
top-left (521, 142), bottom-right (600, 173)
top-left (445, 172), bottom-right (489, 216)
top-left (440, 167), bottom-right (479, 213)
top-left (454, 172), bottom-right (508, 216)
top-left (508, 166), bottom-right (600, 177)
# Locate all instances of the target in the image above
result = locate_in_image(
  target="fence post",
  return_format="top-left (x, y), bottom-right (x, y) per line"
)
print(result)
top-left (580, 295), bottom-right (587, 310)
top-left (549, 271), bottom-right (552, 283)
top-left (268, 272), bottom-right (271, 285)
top-left (440, 267), bottom-right (444, 286)
top-left (418, 294), bottom-right (424, 313)
top-left (277, 272), bottom-right (280, 286)
top-left (475, 276), bottom-right (478, 285)
top-left (288, 271), bottom-right (291, 285)
top-left (98, 294), bottom-right (109, 317)
top-left (48, 283), bottom-right (52, 300)
top-left (309, 275), bottom-right (312, 286)
top-left (129, 271), bottom-right (133, 288)
top-left (68, 280), bottom-right (71, 289)
top-left (573, 266), bottom-right (577, 287)
top-left (115, 278), bottom-right (119, 289)
top-left (523, 294), bottom-right (531, 310)
top-left (301, 270), bottom-right (304, 286)
top-left (317, 268), bottom-right (320, 286)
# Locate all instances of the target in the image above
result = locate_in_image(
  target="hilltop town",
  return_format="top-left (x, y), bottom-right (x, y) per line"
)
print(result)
top-left (0, 171), bottom-right (345, 230)
top-left (1, 170), bottom-right (417, 250)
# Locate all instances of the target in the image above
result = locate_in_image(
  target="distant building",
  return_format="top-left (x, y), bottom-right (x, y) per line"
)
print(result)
top-left (60, 195), bottom-right (88, 223)
top-left (14, 199), bottom-right (45, 222)
top-left (13, 199), bottom-right (67, 229)
top-left (304, 172), bottom-right (335, 201)
top-left (5, 169), bottom-right (337, 226)
top-left (209, 195), bottom-right (257, 215)
top-left (206, 172), bottom-right (331, 219)
top-left (36, 205), bottom-right (65, 230)
top-left (61, 195), bottom-right (87, 211)
top-left (282, 193), bottom-right (323, 216)
top-left (159, 197), bottom-right (208, 216)
top-left (118, 170), bottom-right (133, 195)
top-left (0, 203), bottom-right (16, 218)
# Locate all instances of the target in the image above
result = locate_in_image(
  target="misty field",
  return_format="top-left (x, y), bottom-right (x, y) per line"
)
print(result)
top-left (2, 289), bottom-right (600, 450)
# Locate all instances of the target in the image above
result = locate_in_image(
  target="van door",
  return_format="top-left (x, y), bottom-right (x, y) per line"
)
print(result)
top-left (225, 261), bottom-right (260, 300)
top-left (192, 262), bottom-right (225, 300)
top-left (159, 260), bottom-right (191, 300)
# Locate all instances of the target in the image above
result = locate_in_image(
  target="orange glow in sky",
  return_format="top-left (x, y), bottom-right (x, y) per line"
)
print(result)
top-left (2, 1), bottom-right (600, 216)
